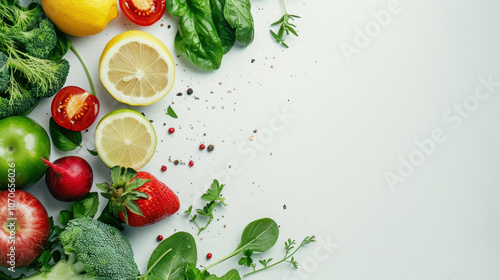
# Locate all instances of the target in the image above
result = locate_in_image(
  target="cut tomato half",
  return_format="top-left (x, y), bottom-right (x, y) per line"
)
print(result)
top-left (119, 0), bottom-right (165, 26)
top-left (51, 86), bottom-right (100, 131)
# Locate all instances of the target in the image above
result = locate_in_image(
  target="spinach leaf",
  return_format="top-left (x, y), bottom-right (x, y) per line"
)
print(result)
top-left (49, 117), bottom-right (82, 151)
top-left (145, 232), bottom-right (198, 280)
top-left (206, 269), bottom-right (241, 280)
top-left (167, 0), bottom-right (224, 71)
top-left (223, 0), bottom-right (254, 46)
top-left (236, 218), bottom-right (279, 252)
top-left (210, 0), bottom-right (236, 54)
top-left (49, 28), bottom-right (72, 62)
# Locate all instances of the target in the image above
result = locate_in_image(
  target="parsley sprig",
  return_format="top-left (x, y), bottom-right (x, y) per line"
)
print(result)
top-left (270, 0), bottom-right (301, 48)
top-left (241, 235), bottom-right (316, 277)
top-left (185, 179), bottom-right (227, 235)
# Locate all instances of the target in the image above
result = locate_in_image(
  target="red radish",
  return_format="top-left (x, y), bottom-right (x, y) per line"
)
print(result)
top-left (42, 156), bottom-right (93, 202)
top-left (0, 190), bottom-right (50, 268)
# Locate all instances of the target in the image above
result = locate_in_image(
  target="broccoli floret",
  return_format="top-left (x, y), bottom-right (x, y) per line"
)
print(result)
top-left (0, 1), bottom-right (43, 31)
top-left (2, 18), bottom-right (57, 59)
top-left (0, 51), bottom-right (8, 92)
top-left (23, 218), bottom-right (140, 280)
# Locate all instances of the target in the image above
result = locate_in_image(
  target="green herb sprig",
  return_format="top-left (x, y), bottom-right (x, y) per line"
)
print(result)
top-left (270, 0), bottom-right (300, 48)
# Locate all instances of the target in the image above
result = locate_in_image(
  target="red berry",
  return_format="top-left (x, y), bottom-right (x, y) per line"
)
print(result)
top-left (157, 235), bottom-right (163, 241)
top-left (199, 144), bottom-right (205, 150)
top-left (189, 160), bottom-right (194, 167)
top-left (168, 127), bottom-right (175, 134)
top-left (206, 253), bottom-right (212, 259)
top-left (161, 165), bottom-right (167, 172)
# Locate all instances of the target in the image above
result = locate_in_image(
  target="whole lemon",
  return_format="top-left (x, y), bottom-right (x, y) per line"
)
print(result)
top-left (41, 0), bottom-right (119, 37)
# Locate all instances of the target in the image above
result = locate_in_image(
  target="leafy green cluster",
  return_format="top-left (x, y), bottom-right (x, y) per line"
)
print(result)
top-left (0, 0), bottom-right (69, 119)
top-left (166, 0), bottom-right (254, 71)
top-left (23, 217), bottom-right (140, 280)
top-left (185, 179), bottom-right (228, 235)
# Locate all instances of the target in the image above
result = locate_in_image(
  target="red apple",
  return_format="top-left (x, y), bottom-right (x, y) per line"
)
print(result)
top-left (0, 190), bottom-right (50, 268)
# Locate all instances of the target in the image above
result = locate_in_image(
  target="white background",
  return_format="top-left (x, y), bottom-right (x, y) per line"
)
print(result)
top-left (6, 0), bottom-right (500, 279)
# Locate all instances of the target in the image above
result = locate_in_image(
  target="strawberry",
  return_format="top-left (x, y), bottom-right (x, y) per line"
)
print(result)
top-left (97, 166), bottom-right (180, 227)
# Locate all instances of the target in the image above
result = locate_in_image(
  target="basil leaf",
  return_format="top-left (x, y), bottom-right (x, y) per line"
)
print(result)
top-left (69, 192), bottom-right (99, 218)
top-left (146, 232), bottom-right (198, 280)
top-left (59, 210), bottom-right (73, 227)
top-left (223, 0), bottom-right (254, 46)
top-left (210, 0), bottom-right (236, 54)
top-left (237, 218), bottom-right (279, 252)
top-left (49, 118), bottom-right (82, 151)
top-left (206, 269), bottom-right (241, 280)
top-left (48, 28), bottom-right (72, 61)
top-left (167, 105), bottom-right (178, 119)
top-left (168, 0), bottom-right (224, 71)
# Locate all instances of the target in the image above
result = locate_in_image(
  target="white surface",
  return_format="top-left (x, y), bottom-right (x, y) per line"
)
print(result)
top-left (8, 0), bottom-right (500, 279)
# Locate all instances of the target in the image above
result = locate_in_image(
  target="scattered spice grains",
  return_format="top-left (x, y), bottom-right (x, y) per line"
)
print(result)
top-left (283, 205), bottom-right (287, 210)
top-left (168, 127), bottom-right (175, 134)
top-left (174, 160), bottom-right (180, 165)
top-left (207, 144), bottom-right (214, 152)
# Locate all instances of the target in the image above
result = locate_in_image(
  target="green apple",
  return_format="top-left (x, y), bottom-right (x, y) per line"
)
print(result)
top-left (0, 116), bottom-right (51, 189)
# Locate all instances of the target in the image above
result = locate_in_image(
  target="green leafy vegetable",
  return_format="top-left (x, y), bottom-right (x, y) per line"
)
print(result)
top-left (243, 236), bottom-right (316, 277)
top-left (206, 269), bottom-right (241, 280)
top-left (167, 105), bottom-right (178, 118)
top-left (87, 148), bottom-right (98, 156)
top-left (185, 179), bottom-right (227, 234)
top-left (238, 249), bottom-right (254, 267)
top-left (167, 0), bottom-right (224, 71)
top-left (210, 0), bottom-right (236, 53)
top-left (270, 0), bottom-right (300, 48)
top-left (49, 117), bottom-right (82, 151)
top-left (142, 232), bottom-right (198, 280)
top-left (204, 218), bottom-right (279, 270)
top-left (59, 192), bottom-right (100, 226)
top-left (224, 0), bottom-right (254, 46)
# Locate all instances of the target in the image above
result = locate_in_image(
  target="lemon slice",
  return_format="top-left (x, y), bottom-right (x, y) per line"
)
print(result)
top-left (99, 30), bottom-right (175, 106)
top-left (95, 109), bottom-right (157, 170)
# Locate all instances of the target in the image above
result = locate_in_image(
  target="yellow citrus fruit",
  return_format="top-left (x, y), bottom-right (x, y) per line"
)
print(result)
top-left (99, 30), bottom-right (175, 106)
top-left (95, 109), bottom-right (157, 170)
top-left (41, 0), bottom-right (118, 37)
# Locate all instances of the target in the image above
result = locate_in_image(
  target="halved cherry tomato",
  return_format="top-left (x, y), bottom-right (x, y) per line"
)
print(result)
top-left (119, 0), bottom-right (166, 26)
top-left (51, 86), bottom-right (100, 132)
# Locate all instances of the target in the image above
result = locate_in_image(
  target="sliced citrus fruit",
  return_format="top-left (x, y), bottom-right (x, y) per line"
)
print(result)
top-left (99, 30), bottom-right (175, 106)
top-left (95, 109), bottom-right (157, 170)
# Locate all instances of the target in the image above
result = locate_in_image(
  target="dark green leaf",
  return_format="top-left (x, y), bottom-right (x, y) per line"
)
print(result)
top-left (97, 201), bottom-right (124, 231)
top-left (210, 0), bottom-right (236, 54)
top-left (146, 232), bottom-right (198, 280)
top-left (59, 210), bottom-right (73, 226)
top-left (271, 15), bottom-right (285, 26)
top-left (184, 205), bottom-right (193, 215)
top-left (167, 105), bottom-right (178, 118)
top-left (201, 179), bottom-right (226, 204)
top-left (206, 269), bottom-right (241, 280)
top-left (168, 0), bottom-right (224, 71)
top-left (48, 28), bottom-right (72, 61)
top-left (49, 118), bottom-right (82, 151)
top-left (237, 218), bottom-right (279, 253)
top-left (224, 0), bottom-right (254, 46)
top-left (185, 262), bottom-right (211, 280)
top-left (87, 148), bottom-right (98, 156)
top-left (69, 192), bottom-right (99, 218)
top-left (125, 200), bottom-right (144, 216)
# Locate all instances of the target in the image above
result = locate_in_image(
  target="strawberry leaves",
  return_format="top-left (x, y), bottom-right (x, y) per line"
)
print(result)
top-left (97, 166), bottom-right (150, 225)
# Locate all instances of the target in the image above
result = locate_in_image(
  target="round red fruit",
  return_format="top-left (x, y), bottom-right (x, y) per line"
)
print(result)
top-left (157, 235), bottom-right (163, 241)
top-left (161, 165), bottom-right (167, 172)
top-left (119, 0), bottom-right (165, 26)
top-left (206, 253), bottom-right (212, 259)
top-left (189, 160), bottom-right (194, 167)
top-left (51, 86), bottom-right (100, 131)
top-left (0, 190), bottom-right (50, 268)
top-left (168, 127), bottom-right (175, 134)
top-left (199, 144), bottom-right (205, 150)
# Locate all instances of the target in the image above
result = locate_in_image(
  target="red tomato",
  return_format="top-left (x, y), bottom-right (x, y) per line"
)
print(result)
top-left (51, 86), bottom-right (100, 131)
top-left (119, 0), bottom-right (166, 26)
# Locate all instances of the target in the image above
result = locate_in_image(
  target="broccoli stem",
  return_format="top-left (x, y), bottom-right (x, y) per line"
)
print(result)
top-left (22, 253), bottom-right (89, 280)
top-left (69, 45), bottom-right (96, 96)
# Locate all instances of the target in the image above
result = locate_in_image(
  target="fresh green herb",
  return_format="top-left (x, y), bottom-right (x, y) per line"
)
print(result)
top-left (59, 192), bottom-right (100, 226)
top-left (49, 117), bottom-right (82, 151)
top-left (224, 0), bottom-right (254, 46)
top-left (141, 232), bottom-right (197, 280)
top-left (204, 218), bottom-right (279, 271)
top-left (167, 0), bottom-right (224, 71)
top-left (206, 269), bottom-right (241, 280)
top-left (185, 179), bottom-right (227, 235)
top-left (87, 148), bottom-right (98, 156)
top-left (243, 236), bottom-right (316, 277)
top-left (24, 217), bottom-right (62, 273)
top-left (210, 0), bottom-right (236, 54)
top-left (167, 105), bottom-right (178, 119)
top-left (238, 249), bottom-right (254, 267)
top-left (270, 0), bottom-right (300, 48)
